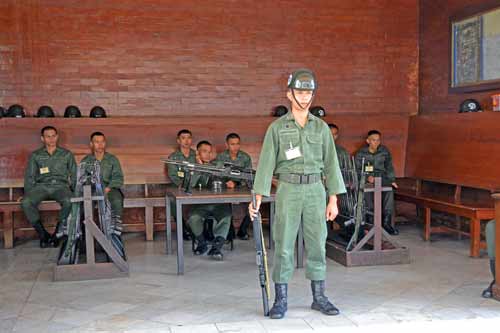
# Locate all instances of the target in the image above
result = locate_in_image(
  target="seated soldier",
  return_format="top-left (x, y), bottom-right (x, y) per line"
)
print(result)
top-left (354, 130), bottom-right (399, 235)
top-left (215, 133), bottom-right (253, 240)
top-left (167, 129), bottom-right (196, 240)
top-left (328, 123), bottom-right (350, 163)
top-left (21, 126), bottom-right (77, 248)
top-left (80, 131), bottom-right (124, 230)
top-left (189, 140), bottom-right (232, 261)
top-left (482, 219), bottom-right (496, 299)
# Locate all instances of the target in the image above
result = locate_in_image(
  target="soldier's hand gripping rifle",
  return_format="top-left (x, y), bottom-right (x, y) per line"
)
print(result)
top-left (346, 158), bottom-right (367, 251)
top-left (161, 158), bottom-right (271, 316)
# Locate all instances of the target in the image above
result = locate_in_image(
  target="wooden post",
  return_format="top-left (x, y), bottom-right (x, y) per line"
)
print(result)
top-left (492, 193), bottom-right (500, 301)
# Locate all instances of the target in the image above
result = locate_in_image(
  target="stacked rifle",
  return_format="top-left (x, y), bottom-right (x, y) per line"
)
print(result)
top-left (57, 161), bottom-right (125, 265)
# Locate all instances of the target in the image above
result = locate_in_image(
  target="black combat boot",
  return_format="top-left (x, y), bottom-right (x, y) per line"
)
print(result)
top-left (482, 259), bottom-right (496, 298)
top-left (193, 235), bottom-right (208, 255)
top-left (311, 280), bottom-right (340, 315)
top-left (269, 283), bottom-right (288, 319)
top-left (208, 236), bottom-right (225, 261)
top-left (382, 214), bottom-right (399, 235)
top-left (33, 221), bottom-right (51, 248)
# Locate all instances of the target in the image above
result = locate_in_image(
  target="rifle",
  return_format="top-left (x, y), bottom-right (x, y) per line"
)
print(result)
top-left (161, 158), bottom-right (255, 194)
top-left (346, 158), bottom-right (366, 251)
top-left (161, 158), bottom-right (270, 316)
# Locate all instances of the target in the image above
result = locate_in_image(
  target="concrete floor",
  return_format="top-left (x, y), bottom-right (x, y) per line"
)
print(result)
top-left (1, 224), bottom-right (499, 332)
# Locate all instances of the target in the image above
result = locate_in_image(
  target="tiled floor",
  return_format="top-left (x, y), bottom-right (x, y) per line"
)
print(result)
top-left (1, 224), bottom-right (499, 332)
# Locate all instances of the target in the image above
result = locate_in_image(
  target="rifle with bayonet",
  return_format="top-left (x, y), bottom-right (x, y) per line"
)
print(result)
top-left (346, 158), bottom-right (366, 251)
top-left (161, 158), bottom-right (270, 316)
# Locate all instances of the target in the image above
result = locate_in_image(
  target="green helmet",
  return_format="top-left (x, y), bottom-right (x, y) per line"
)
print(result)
top-left (6, 104), bottom-right (26, 118)
top-left (287, 69), bottom-right (317, 91)
top-left (64, 105), bottom-right (82, 118)
top-left (89, 106), bottom-right (107, 118)
top-left (36, 105), bottom-right (55, 118)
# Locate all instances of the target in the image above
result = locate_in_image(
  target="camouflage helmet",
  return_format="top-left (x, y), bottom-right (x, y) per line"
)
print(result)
top-left (310, 105), bottom-right (326, 117)
top-left (36, 105), bottom-right (55, 118)
top-left (287, 68), bottom-right (317, 91)
top-left (273, 105), bottom-right (288, 117)
top-left (89, 106), bottom-right (107, 118)
top-left (459, 99), bottom-right (482, 113)
top-left (6, 104), bottom-right (26, 118)
top-left (64, 105), bottom-right (82, 118)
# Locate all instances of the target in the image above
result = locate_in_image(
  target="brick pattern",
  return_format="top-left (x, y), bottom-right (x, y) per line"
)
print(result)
top-left (0, 0), bottom-right (418, 117)
top-left (419, 0), bottom-right (500, 114)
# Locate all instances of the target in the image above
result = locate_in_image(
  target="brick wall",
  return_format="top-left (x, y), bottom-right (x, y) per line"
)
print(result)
top-left (0, 0), bottom-right (418, 117)
top-left (419, 0), bottom-right (500, 114)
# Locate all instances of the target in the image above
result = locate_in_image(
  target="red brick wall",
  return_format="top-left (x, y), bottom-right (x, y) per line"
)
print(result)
top-left (419, 0), bottom-right (500, 114)
top-left (0, 0), bottom-right (418, 117)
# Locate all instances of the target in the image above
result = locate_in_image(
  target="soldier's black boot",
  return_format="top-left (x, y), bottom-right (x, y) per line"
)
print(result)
top-left (482, 259), bottom-right (496, 298)
top-left (208, 236), bottom-right (225, 261)
top-left (193, 235), bottom-right (208, 255)
top-left (311, 280), bottom-right (340, 316)
top-left (269, 283), bottom-right (288, 319)
top-left (33, 221), bottom-right (51, 248)
top-left (382, 214), bottom-right (399, 235)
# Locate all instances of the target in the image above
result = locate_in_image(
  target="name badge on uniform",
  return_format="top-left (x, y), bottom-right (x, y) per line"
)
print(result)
top-left (177, 170), bottom-right (185, 178)
top-left (285, 142), bottom-right (302, 160)
top-left (365, 165), bottom-right (374, 172)
top-left (40, 167), bottom-right (50, 174)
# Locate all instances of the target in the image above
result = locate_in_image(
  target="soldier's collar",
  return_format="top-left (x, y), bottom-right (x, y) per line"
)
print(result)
top-left (285, 111), bottom-right (315, 122)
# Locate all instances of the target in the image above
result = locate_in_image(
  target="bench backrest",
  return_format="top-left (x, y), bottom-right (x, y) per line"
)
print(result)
top-left (405, 113), bottom-right (500, 192)
top-left (0, 115), bottom-right (409, 189)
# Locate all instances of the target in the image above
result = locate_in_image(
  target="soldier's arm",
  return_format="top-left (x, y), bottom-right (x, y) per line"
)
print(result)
top-left (384, 149), bottom-right (396, 183)
top-left (24, 154), bottom-right (37, 194)
top-left (68, 153), bottom-right (78, 191)
top-left (322, 125), bottom-right (346, 196)
top-left (109, 157), bottom-right (124, 189)
top-left (253, 127), bottom-right (278, 197)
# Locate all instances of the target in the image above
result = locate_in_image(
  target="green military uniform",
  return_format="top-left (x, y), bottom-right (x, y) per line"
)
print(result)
top-left (167, 149), bottom-right (197, 187)
top-left (354, 145), bottom-right (395, 219)
top-left (254, 112), bottom-right (346, 283)
top-left (486, 219), bottom-right (496, 259)
top-left (80, 152), bottom-right (124, 216)
top-left (187, 169), bottom-right (232, 240)
top-left (335, 144), bottom-right (350, 165)
top-left (22, 147), bottom-right (77, 226)
top-left (215, 150), bottom-right (253, 187)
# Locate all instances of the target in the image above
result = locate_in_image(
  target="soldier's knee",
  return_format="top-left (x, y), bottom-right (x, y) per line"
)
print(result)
top-left (21, 196), bottom-right (34, 210)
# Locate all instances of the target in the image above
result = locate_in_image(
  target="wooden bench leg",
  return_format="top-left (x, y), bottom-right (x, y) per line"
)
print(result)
top-left (2, 210), bottom-right (14, 249)
top-left (470, 218), bottom-right (481, 258)
top-left (423, 207), bottom-right (431, 241)
top-left (145, 204), bottom-right (154, 241)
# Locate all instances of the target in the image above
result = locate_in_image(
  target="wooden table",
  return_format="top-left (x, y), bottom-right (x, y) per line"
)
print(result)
top-left (165, 187), bottom-right (277, 275)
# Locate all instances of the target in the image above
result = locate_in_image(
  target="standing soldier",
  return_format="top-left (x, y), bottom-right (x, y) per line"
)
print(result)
top-left (22, 126), bottom-right (77, 248)
top-left (167, 129), bottom-right (197, 240)
top-left (80, 132), bottom-right (124, 223)
top-left (215, 132), bottom-right (253, 240)
top-left (354, 130), bottom-right (399, 235)
top-left (249, 69), bottom-right (346, 319)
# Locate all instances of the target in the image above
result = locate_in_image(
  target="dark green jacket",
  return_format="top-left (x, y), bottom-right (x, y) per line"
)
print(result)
top-left (80, 152), bottom-right (124, 189)
top-left (335, 144), bottom-right (350, 166)
top-left (167, 149), bottom-right (197, 186)
top-left (354, 145), bottom-right (396, 184)
top-left (254, 112), bottom-right (346, 197)
top-left (24, 146), bottom-right (77, 193)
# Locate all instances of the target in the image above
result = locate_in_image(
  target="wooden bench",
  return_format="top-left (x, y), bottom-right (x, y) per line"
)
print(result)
top-left (396, 180), bottom-right (495, 257)
top-left (396, 113), bottom-right (500, 257)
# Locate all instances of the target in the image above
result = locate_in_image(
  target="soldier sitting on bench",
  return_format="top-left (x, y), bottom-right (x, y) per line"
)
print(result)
top-left (22, 126), bottom-right (77, 248)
